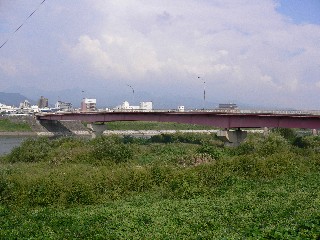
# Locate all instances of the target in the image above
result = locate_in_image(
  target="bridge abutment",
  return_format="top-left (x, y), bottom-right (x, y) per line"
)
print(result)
top-left (217, 129), bottom-right (247, 147)
top-left (87, 123), bottom-right (107, 138)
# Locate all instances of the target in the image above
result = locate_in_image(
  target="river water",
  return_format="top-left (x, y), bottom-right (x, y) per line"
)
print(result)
top-left (0, 137), bottom-right (29, 155)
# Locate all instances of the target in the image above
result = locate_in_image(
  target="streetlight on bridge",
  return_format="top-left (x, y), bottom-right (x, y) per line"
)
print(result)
top-left (126, 84), bottom-right (135, 104)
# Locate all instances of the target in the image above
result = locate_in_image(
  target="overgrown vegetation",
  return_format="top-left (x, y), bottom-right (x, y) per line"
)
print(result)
top-left (0, 118), bottom-right (32, 132)
top-left (106, 121), bottom-right (216, 130)
top-left (0, 130), bottom-right (319, 239)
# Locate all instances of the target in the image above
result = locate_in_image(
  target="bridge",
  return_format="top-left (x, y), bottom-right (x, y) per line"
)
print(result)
top-left (36, 111), bottom-right (320, 145)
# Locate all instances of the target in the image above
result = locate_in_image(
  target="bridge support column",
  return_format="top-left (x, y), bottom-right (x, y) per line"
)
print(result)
top-left (217, 129), bottom-right (247, 147)
top-left (87, 123), bottom-right (107, 138)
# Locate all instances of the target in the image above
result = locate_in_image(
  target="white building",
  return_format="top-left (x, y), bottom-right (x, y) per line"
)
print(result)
top-left (140, 101), bottom-right (153, 111)
top-left (81, 98), bottom-right (97, 112)
top-left (31, 105), bottom-right (39, 113)
top-left (0, 103), bottom-right (16, 114)
top-left (114, 101), bottom-right (153, 111)
top-left (19, 100), bottom-right (31, 109)
top-left (114, 101), bottom-right (139, 110)
top-left (177, 106), bottom-right (185, 112)
top-left (55, 101), bottom-right (73, 112)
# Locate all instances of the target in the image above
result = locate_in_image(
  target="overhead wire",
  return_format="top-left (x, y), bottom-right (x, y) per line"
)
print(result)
top-left (0, 0), bottom-right (47, 49)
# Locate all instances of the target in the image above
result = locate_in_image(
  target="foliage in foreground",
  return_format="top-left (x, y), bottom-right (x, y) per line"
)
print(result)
top-left (0, 131), bottom-right (320, 239)
top-left (0, 173), bottom-right (319, 239)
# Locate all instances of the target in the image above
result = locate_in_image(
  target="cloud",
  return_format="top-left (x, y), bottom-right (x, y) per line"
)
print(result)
top-left (1, 0), bottom-right (320, 108)
top-left (0, 59), bottom-right (17, 76)
top-left (68, 1), bottom-right (319, 80)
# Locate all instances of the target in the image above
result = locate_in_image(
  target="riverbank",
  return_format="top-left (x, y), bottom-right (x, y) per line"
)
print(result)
top-left (0, 115), bottom-right (91, 136)
top-left (0, 132), bottom-right (37, 136)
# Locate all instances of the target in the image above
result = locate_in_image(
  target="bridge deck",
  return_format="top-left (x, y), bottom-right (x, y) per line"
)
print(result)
top-left (36, 111), bottom-right (320, 129)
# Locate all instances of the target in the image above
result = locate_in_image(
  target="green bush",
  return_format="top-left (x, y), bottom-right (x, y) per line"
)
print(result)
top-left (256, 133), bottom-right (290, 156)
top-left (91, 136), bottom-right (133, 163)
top-left (236, 132), bottom-right (291, 157)
top-left (293, 135), bottom-right (320, 150)
top-left (235, 141), bottom-right (255, 155)
top-left (196, 144), bottom-right (224, 160)
top-left (122, 135), bottom-right (149, 145)
top-left (271, 128), bottom-right (298, 142)
top-left (6, 138), bottom-right (52, 163)
top-left (150, 133), bottom-right (220, 145)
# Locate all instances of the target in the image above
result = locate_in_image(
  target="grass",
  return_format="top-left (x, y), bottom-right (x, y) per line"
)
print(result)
top-left (0, 119), bottom-right (32, 132)
top-left (0, 132), bottom-right (319, 239)
top-left (105, 121), bottom-right (216, 130)
top-left (0, 173), bottom-right (319, 239)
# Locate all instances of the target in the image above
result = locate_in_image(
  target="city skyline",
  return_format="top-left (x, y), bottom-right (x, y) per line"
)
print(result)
top-left (1, 0), bottom-right (320, 109)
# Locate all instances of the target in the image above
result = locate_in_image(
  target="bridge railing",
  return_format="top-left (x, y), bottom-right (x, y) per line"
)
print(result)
top-left (36, 108), bottom-right (320, 116)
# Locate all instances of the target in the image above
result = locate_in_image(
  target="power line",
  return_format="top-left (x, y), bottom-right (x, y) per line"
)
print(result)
top-left (0, 0), bottom-right (47, 50)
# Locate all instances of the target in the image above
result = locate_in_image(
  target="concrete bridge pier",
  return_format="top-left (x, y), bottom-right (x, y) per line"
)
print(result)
top-left (87, 123), bottom-right (107, 138)
top-left (312, 129), bottom-right (318, 136)
top-left (217, 129), bottom-right (247, 147)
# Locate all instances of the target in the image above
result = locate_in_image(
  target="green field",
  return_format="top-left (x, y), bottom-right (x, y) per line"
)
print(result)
top-left (0, 119), bottom-right (32, 132)
top-left (0, 131), bottom-right (319, 239)
top-left (106, 121), bottom-right (216, 130)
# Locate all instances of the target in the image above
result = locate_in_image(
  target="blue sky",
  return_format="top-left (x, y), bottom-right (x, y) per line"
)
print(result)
top-left (277, 0), bottom-right (320, 24)
top-left (0, 0), bottom-right (320, 109)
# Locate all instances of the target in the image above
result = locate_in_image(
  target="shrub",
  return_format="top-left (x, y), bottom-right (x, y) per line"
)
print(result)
top-left (271, 128), bottom-right (298, 142)
top-left (149, 133), bottom-right (220, 145)
top-left (256, 133), bottom-right (290, 156)
top-left (150, 165), bottom-right (173, 186)
top-left (234, 141), bottom-right (255, 155)
top-left (91, 136), bottom-right (133, 163)
top-left (46, 138), bottom-right (91, 165)
top-left (196, 144), bottom-right (224, 160)
top-left (6, 138), bottom-right (53, 163)
top-left (122, 135), bottom-right (149, 145)
top-left (177, 153), bottom-right (214, 167)
top-left (293, 136), bottom-right (320, 151)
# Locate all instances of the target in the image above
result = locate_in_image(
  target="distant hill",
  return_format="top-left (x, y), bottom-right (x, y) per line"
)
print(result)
top-left (0, 92), bottom-right (33, 107)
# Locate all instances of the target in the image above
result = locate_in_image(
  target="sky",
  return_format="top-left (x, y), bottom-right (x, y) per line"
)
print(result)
top-left (0, 0), bottom-right (320, 109)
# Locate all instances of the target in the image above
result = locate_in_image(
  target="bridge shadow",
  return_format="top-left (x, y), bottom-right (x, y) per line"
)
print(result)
top-left (39, 120), bottom-right (74, 137)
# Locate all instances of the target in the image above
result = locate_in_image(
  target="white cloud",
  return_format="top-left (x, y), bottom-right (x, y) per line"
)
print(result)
top-left (69, 1), bottom-right (318, 79)
top-left (0, 59), bottom-right (17, 76)
top-left (1, 0), bottom-right (320, 108)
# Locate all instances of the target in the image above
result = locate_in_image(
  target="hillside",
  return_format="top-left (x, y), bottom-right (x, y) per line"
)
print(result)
top-left (0, 92), bottom-right (33, 106)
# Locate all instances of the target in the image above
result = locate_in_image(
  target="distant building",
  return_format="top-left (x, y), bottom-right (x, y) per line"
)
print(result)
top-left (31, 105), bottom-right (39, 113)
top-left (55, 101), bottom-right (73, 112)
top-left (139, 101), bottom-right (153, 111)
top-left (177, 106), bottom-right (185, 112)
top-left (114, 101), bottom-right (153, 111)
top-left (114, 101), bottom-right (139, 110)
top-left (38, 96), bottom-right (48, 108)
top-left (81, 98), bottom-right (97, 112)
top-left (0, 103), bottom-right (15, 114)
top-left (19, 100), bottom-right (31, 109)
top-left (218, 103), bottom-right (238, 109)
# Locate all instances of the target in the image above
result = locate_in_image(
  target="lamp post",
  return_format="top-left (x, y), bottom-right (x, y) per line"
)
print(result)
top-left (198, 77), bottom-right (205, 110)
top-left (126, 84), bottom-right (135, 104)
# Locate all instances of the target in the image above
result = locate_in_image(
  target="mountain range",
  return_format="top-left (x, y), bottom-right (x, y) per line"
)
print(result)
top-left (0, 92), bottom-right (33, 107)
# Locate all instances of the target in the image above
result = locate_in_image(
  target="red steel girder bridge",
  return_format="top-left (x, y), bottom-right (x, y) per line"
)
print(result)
top-left (36, 111), bottom-right (320, 129)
